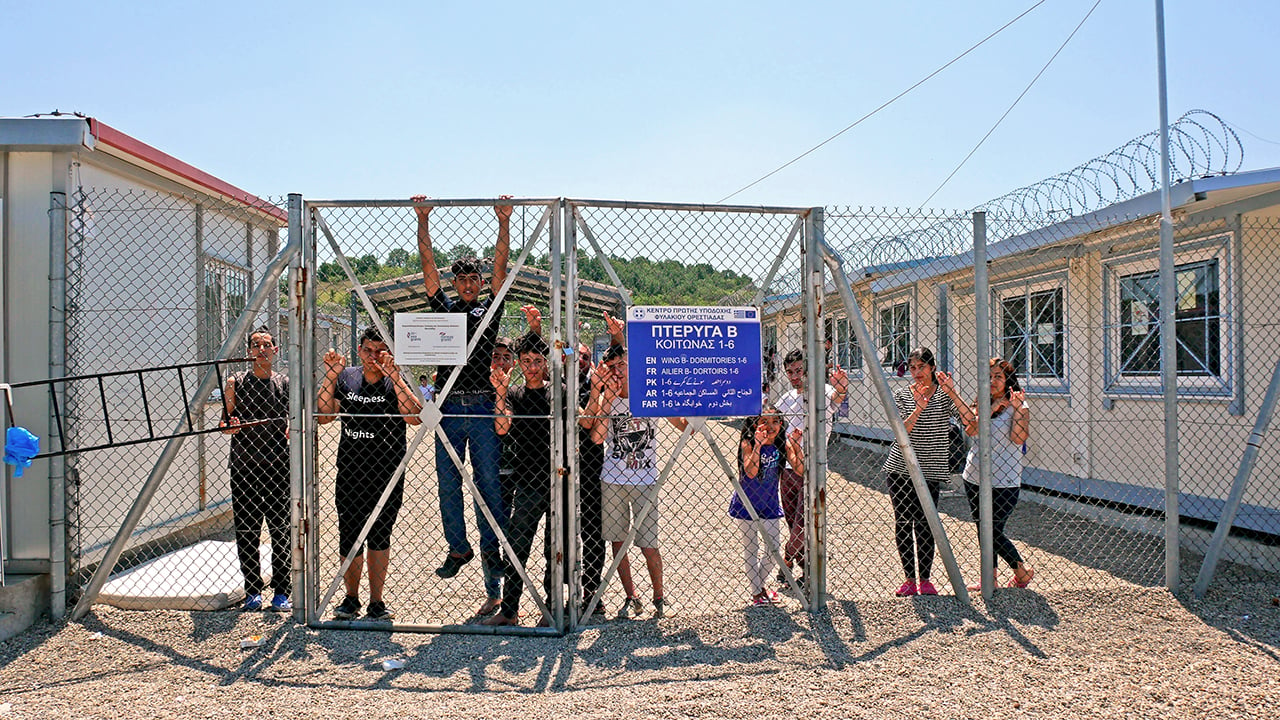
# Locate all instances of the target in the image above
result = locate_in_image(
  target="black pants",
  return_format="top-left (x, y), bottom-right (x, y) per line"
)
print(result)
top-left (500, 476), bottom-right (552, 619)
top-left (886, 472), bottom-right (941, 580)
top-left (577, 441), bottom-right (606, 601)
top-left (231, 461), bottom-right (292, 595)
top-left (963, 482), bottom-right (1024, 569)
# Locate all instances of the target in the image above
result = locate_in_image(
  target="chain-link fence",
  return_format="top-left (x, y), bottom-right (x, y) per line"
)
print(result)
top-left (52, 190), bottom-right (1279, 629)
top-left (58, 185), bottom-right (289, 611)
top-left (817, 205), bottom-right (1280, 602)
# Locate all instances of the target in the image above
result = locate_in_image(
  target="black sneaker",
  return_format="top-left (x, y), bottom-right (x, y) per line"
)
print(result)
top-left (366, 601), bottom-right (394, 621)
top-left (333, 594), bottom-right (361, 620)
top-left (652, 598), bottom-right (666, 619)
top-left (435, 550), bottom-right (475, 579)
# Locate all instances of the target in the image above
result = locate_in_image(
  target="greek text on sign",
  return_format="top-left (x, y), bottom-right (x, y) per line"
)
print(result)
top-left (625, 305), bottom-right (762, 418)
top-left (394, 313), bottom-right (467, 366)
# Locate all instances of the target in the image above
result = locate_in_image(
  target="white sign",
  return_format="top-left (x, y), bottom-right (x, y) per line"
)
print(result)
top-left (394, 313), bottom-right (467, 365)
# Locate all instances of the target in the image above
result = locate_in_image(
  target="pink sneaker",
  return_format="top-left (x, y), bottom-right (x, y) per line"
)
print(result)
top-left (917, 580), bottom-right (939, 596)
top-left (894, 580), bottom-right (918, 597)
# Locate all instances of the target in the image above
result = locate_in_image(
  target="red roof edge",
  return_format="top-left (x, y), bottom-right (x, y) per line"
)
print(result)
top-left (88, 118), bottom-right (287, 223)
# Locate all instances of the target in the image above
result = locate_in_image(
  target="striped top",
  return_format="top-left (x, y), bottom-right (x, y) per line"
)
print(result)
top-left (883, 384), bottom-right (958, 485)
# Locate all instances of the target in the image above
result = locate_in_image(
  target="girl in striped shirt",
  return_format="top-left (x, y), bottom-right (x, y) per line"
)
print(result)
top-left (882, 347), bottom-right (975, 596)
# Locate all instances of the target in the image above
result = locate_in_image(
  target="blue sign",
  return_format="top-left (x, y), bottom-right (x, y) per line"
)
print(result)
top-left (626, 305), bottom-right (762, 418)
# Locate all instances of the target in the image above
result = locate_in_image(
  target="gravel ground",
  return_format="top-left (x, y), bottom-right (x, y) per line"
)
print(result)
top-left (6, 421), bottom-right (1275, 718)
top-left (0, 578), bottom-right (1277, 720)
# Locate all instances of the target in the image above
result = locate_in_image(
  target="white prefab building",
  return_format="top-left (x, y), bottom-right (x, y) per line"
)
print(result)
top-left (765, 170), bottom-right (1280, 538)
top-left (0, 116), bottom-right (285, 623)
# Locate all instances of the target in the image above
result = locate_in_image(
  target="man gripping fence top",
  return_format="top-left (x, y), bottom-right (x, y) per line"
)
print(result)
top-left (412, 195), bottom-right (512, 601)
top-left (318, 327), bottom-right (423, 621)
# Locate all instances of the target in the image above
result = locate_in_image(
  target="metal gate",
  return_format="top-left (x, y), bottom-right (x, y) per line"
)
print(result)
top-left (293, 198), bottom-right (836, 633)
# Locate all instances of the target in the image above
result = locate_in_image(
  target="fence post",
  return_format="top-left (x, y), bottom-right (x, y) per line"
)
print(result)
top-left (973, 211), bottom-right (994, 599)
top-left (804, 208), bottom-right (828, 605)
top-left (48, 191), bottom-right (68, 619)
top-left (1155, 0), bottom-right (1180, 591)
top-left (287, 194), bottom-right (308, 623)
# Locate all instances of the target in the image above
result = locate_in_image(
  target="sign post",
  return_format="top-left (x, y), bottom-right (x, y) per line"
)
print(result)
top-left (625, 305), bottom-right (762, 418)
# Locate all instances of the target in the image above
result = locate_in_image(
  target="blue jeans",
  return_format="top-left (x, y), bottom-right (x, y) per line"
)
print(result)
top-left (436, 399), bottom-right (506, 597)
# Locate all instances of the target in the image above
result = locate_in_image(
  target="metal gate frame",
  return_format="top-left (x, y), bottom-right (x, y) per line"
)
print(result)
top-left (287, 197), bottom-right (975, 634)
top-left (296, 197), bottom-right (565, 635)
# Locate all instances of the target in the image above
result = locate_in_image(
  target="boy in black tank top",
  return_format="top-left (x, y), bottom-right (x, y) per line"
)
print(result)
top-left (220, 327), bottom-right (291, 612)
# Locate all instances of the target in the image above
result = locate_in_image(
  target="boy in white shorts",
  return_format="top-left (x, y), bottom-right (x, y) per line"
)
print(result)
top-left (587, 344), bottom-right (686, 619)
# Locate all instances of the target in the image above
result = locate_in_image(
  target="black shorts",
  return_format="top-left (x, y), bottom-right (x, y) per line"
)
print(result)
top-left (335, 453), bottom-right (405, 555)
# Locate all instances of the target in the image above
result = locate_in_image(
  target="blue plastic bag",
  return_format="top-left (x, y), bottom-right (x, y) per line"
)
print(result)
top-left (4, 426), bottom-right (40, 477)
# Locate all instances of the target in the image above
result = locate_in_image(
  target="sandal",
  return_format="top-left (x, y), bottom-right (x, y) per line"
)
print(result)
top-left (475, 598), bottom-right (501, 617)
top-left (1008, 567), bottom-right (1035, 589)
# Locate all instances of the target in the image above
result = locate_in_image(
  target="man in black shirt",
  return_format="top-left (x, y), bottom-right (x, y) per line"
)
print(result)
top-left (412, 195), bottom-right (512, 589)
top-left (482, 332), bottom-right (588, 626)
top-left (317, 327), bottom-right (423, 620)
top-left (220, 327), bottom-right (291, 612)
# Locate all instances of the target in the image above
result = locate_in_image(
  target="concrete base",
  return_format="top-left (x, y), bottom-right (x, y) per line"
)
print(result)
top-left (0, 574), bottom-right (51, 642)
top-left (98, 540), bottom-right (272, 611)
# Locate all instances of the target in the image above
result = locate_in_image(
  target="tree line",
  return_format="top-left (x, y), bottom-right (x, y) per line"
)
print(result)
top-left (316, 246), bottom-right (756, 306)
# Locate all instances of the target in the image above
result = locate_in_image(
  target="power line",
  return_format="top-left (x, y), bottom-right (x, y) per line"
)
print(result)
top-left (716, 0), bottom-right (1048, 204)
top-left (919, 0), bottom-right (1103, 209)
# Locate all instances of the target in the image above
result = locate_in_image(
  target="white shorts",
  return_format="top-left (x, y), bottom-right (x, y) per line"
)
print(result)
top-left (601, 482), bottom-right (661, 548)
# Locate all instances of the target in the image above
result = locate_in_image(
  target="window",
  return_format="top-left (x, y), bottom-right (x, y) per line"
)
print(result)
top-left (203, 259), bottom-right (250, 360)
top-left (1103, 233), bottom-right (1233, 396)
top-left (1117, 260), bottom-right (1219, 376)
top-left (832, 317), bottom-right (862, 372)
top-left (877, 299), bottom-right (911, 372)
top-left (995, 278), bottom-right (1066, 390)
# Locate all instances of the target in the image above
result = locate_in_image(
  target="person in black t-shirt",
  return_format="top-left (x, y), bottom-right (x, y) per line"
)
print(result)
top-left (220, 327), bottom-right (291, 612)
top-left (482, 332), bottom-right (590, 626)
top-left (318, 327), bottom-right (423, 621)
top-left (412, 195), bottom-right (512, 592)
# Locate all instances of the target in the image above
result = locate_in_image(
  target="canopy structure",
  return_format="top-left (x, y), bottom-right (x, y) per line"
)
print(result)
top-left (361, 264), bottom-right (626, 319)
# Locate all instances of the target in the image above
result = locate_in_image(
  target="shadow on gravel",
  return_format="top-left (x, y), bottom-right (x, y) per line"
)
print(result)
top-left (1175, 554), bottom-right (1280, 660)
top-left (829, 443), bottom-right (1167, 588)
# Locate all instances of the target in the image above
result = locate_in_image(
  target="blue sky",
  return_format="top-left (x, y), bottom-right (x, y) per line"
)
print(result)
top-left (4, 0), bottom-right (1278, 209)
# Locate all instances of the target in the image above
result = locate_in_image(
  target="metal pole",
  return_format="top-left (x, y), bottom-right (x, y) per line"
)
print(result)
top-left (70, 236), bottom-right (301, 621)
top-left (286, 194), bottom-right (307, 622)
top-left (804, 209), bottom-right (829, 605)
top-left (563, 200), bottom-right (581, 631)
top-left (1193, 358), bottom-right (1280, 598)
top-left (973, 212), bottom-right (994, 600)
top-left (304, 205), bottom-right (321, 625)
top-left (1155, 0), bottom-right (1180, 591)
top-left (48, 191), bottom-right (68, 618)
top-left (548, 199), bottom-right (565, 631)
top-left (817, 237), bottom-right (970, 604)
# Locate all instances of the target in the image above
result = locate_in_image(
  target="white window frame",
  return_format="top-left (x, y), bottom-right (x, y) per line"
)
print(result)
top-left (1102, 232), bottom-right (1235, 398)
top-left (874, 290), bottom-right (914, 377)
top-left (992, 272), bottom-right (1069, 394)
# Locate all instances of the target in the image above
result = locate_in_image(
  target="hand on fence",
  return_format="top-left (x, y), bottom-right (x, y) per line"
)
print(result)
top-left (491, 364), bottom-right (510, 397)
top-left (375, 350), bottom-right (399, 377)
top-left (495, 195), bottom-right (513, 223)
top-left (520, 304), bottom-right (543, 334)
top-left (830, 364), bottom-right (849, 393)
top-left (220, 416), bottom-right (240, 435)
top-left (604, 311), bottom-right (624, 342)
top-left (911, 381), bottom-right (932, 411)
top-left (323, 349), bottom-right (345, 377)
top-left (410, 195), bottom-right (432, 221)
